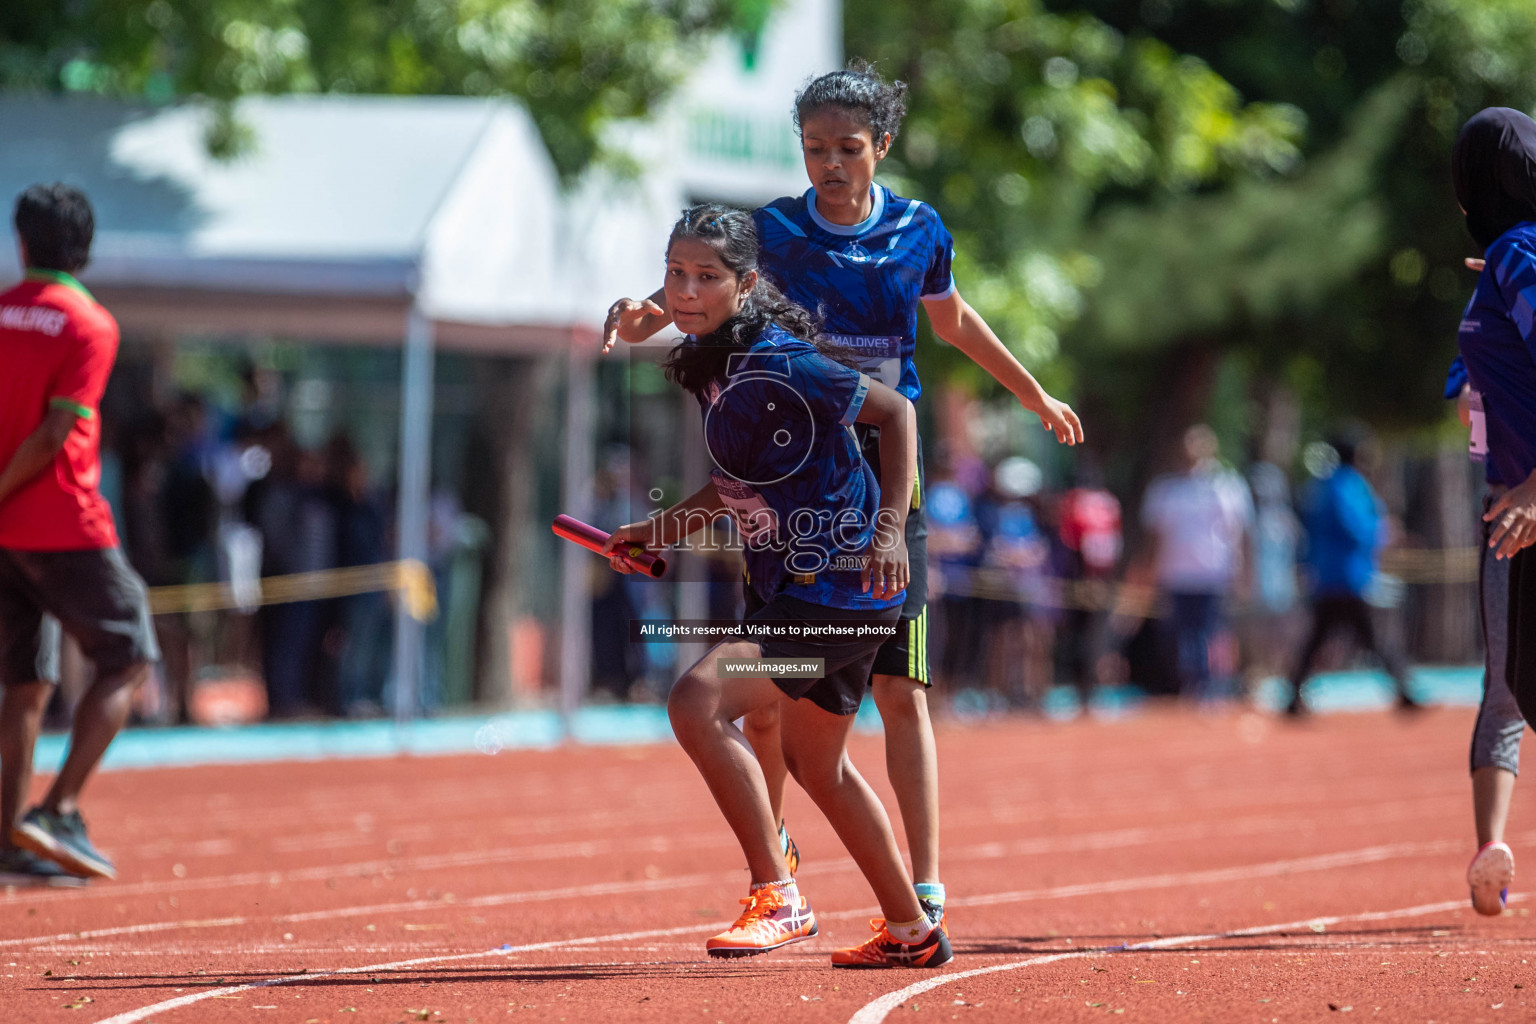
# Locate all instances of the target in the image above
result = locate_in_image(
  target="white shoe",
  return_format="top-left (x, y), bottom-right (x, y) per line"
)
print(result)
top-left (1468, 841), bottom-right (1515, 916)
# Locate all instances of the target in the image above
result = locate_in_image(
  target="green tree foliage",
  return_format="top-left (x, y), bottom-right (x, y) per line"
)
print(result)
top-left (852, 0), bottom-right (1536, 445)
top-left (0, 0), bottom-right (756, 176)
top-left (1052, 0), bottom-right (1536, 429)
top-left (845, 0), bottom-right (1303, 398)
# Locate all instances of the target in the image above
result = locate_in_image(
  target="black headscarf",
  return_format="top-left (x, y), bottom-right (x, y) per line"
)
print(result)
top-left (1452, 107), bottom-right (1536, 251)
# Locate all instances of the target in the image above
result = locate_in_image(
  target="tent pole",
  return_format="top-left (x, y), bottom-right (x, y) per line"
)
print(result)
top-left (558, 343), bottom-right (595, 734)
top-left (393, 304), bottom-right (435, 725)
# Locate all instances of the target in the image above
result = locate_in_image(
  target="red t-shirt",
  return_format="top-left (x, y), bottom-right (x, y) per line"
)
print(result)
top-left (0, 271), bottom-right (120, 550)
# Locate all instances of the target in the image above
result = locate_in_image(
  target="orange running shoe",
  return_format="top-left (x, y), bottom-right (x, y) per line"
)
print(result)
top-left (705, 884), bottom-right (818, 958)
top-left (831, 918), bottom-right (953, 969)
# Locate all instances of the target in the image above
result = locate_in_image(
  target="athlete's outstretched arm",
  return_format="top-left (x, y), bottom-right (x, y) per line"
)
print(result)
top-left (854, 382), bottom-right (917, 602)
top-left (0, 407), bottom-right (76, 508)
top-left (602, 287), bottom-right (673, 353)
top-left (606, 482), bottom-right (727, 573)
top-left (922, 289), bottom-right (1083, 445)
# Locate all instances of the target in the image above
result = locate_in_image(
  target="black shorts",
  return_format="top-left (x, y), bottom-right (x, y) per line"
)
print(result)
top-left (0, 546), bottom-right (160, 687)
top-left (749, 594), bottom-right (903, 716)
top-left (856, 425), bottom-right (930, 685)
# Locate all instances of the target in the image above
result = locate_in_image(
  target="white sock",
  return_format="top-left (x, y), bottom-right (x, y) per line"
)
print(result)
top-left (752, 878), bottom-right (797, 898)
top-left (886, 915), bottom-right (935, 944)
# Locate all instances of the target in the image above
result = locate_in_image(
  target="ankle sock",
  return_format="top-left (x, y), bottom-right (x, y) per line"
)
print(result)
top-left (914, 882), bottom-right (946, 906)
top-left (751, 878), bottom-right (797, 896)
top-left (886, 915), bottom-right (935, 944)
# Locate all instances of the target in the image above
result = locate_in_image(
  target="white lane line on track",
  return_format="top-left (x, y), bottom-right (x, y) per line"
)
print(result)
top-left (84, 836), bottom-right (1491, 1024)
top-left (2, 798), bottom-right (1453, 908)
top-left (89, 920), bottom-right (737, 1024)
top-left (4, 832), bottom-right (728, 904)
top-left (21, 828), bottom-right (1518, 950)
top-left (846, 893), bottom-right (1532, 1024)
top-left (944, 837), bottom-right (1471, 909)
top-left (0, 871), bottom-right (748, 948)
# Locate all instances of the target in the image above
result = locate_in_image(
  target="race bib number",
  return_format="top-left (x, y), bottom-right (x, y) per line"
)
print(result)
top-left (1469, 390), bottom-right (1488, 463)
top-left (712, 473), bottom-right (778, 545)
top-left (823, 333), bottom-right (904, 388)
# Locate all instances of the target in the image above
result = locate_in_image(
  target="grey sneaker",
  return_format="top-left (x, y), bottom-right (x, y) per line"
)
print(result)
top-left (919, 897), bottom-right (947, 935)
top-left (14, 808), bottom-right (116, 880)
top-left (0, 846), bottom-right (88, 888)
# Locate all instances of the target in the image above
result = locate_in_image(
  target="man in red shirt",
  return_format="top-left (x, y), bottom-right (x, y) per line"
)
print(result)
top-left (0, 184), bottom-right (158, 885)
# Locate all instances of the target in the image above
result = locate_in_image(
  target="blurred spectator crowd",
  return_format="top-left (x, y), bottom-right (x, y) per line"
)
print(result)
top-left (85, 364), bottom-right (475, 726)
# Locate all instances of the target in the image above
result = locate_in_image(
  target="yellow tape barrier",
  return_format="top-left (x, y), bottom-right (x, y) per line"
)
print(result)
top-left (928, 548), bottom-right (1482, 617)
top-left (147, 559), bottom-right (438, 622)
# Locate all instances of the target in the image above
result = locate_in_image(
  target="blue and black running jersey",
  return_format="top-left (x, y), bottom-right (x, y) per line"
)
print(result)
top-left (752, 185), bottom-right (955, 403)
top-left (1458, 221), bottom-right (1536, 487)
top-left (696, 323), bottom-right (902, 611)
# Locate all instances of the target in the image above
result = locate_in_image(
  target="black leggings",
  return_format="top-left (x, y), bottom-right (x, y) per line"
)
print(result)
top-left (1505, 546), bottom-right (1536, 724)
top-left (1289, 594), bottom-right (1410, 695)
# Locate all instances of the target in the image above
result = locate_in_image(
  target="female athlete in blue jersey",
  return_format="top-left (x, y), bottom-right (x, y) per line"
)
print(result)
top-left (1450, 107), bottom-right (1536, 918)
top-left (605, 205), bottom-right (952, 967)
top-left (604, 62), bottom-right (1084, 925)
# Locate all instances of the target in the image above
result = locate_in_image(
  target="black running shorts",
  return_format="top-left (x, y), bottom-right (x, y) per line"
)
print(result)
top-left (0, 546), bottom-right (160, 687)
top-left (749, 594), bottom-right (903, 716)
top-left (856, 425), bottom-right (930, 686)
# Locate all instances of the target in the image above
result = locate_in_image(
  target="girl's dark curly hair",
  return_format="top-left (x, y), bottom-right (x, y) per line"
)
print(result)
top-left (793, 58), bottom-right (908, 145)
top-left (663, 204), bottom-right (847, 397)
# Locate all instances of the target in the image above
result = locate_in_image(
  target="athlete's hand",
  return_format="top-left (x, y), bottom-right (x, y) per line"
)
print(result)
top-left (606, 520), bottom-right (662, 574)
top-left (1025, 394), bottom-right (1084, 446)
top-left (1486, 473), bottom-right (1536, 559)
top-left (863, 526), bottom-right (910, 602)
top-left (602, 297), bottom-right (665, 354)
top-left (1467, 258), bottom-right (1487, 273)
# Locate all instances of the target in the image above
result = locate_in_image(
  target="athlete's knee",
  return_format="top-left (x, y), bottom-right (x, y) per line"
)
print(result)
top-left (666, 670), bottom-right (717, 741)
top-left (742, 701), bottom-right (780, 738)
top-left (872, 675), bottom-right (928, 723)
top-left (1, 681), bottom-right (53, 719)
top-left (784, 747), bottom-right (848, 798)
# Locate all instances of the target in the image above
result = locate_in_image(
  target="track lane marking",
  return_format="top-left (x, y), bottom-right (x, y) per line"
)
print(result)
top-left (20, 829), bottom-right (1526, 949)
top-left (846, 893), bottom-right (1532, 1024)
top-left (1, 832), bottom-right (728, 905)
top-left (7, 827), bottom-right (1489, 948)
top-left (0, 796), bottom-right (1461, 908)
top-left (82, 836), bottom-right (1496, 1024)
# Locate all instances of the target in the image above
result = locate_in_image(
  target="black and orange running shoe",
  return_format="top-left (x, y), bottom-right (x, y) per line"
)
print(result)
top-left (705, 883), bottom-right (818, 958)
top-left (831, 918), bottom-right (953, 969)
top-left (780, 820), bottom-right (800, 877)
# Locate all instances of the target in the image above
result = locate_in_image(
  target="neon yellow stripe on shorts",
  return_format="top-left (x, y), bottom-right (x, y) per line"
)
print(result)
top-left (919, 607), bottom-right (929, 684)
top-left (908, 613), bottom-right (917, 681)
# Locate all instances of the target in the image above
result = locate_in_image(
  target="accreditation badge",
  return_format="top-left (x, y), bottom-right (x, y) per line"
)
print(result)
top-left (1469, 389), bottom-right (1488, 463)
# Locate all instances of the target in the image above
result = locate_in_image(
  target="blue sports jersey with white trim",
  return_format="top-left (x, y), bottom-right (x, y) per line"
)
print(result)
top-left (753, 185), bottom-right (955, 403)
top-left (1457, 222), bottom-right (1536, 488)
top-left (697, 323), bottom-right (902, 611)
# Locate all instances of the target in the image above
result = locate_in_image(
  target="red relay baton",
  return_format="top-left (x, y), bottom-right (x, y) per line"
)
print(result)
top-left (552, 514), bottom-right (668, 578)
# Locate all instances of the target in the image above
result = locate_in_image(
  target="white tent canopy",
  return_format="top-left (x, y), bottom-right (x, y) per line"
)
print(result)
top-left (0, 0), bottom-right (840, 720)
top-left (0, 94), bottom-right (572, 350)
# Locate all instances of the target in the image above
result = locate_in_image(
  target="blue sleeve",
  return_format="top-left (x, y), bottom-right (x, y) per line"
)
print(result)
top-left (1444, 355), bottom-right (1468, 400)
top-left (920, 209), bottom-right (956, 300)
top-left (1491, 236), bottom-right (1536, 358)
top-left (1335, 475), bottom-right (1383, 550)
top-left (793, 350), bottom-right (869, 427)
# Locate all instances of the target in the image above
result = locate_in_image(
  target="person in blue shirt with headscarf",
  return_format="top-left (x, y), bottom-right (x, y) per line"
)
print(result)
top-left (1450, 106), bottom-right (1536, 918)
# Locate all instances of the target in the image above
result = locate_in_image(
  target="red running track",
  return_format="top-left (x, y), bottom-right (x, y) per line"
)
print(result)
top-left (1, 704), bottom-right (1532, 1023)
